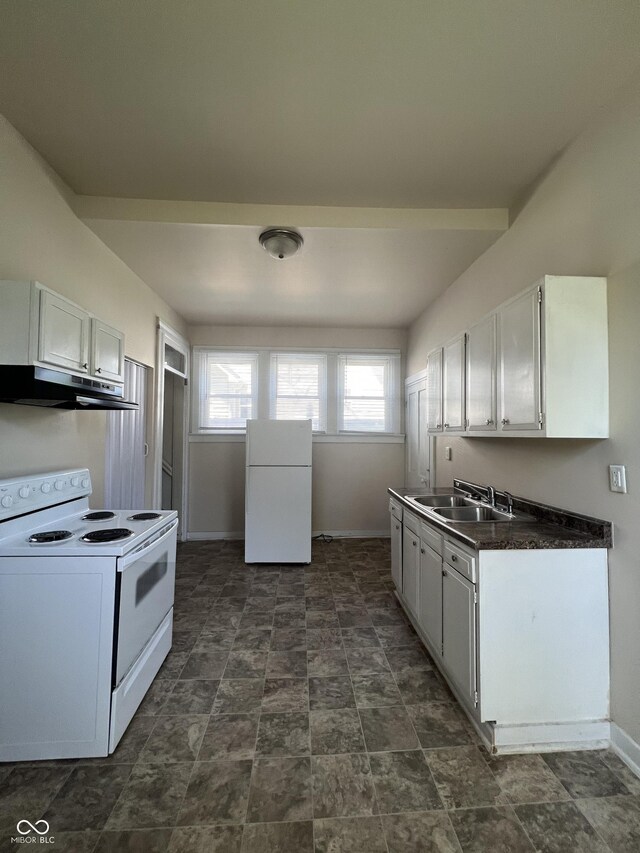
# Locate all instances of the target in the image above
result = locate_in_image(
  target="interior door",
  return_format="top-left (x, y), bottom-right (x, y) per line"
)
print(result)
top-left (105, 359), bottom-right (148, 509)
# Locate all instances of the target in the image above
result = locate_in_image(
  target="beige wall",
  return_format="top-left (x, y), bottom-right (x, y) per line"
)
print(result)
top-left (407, 82), bottom-right (640, 744)
top-left (187, 324), bottom-right (407, 535)
top-left (0, 116), bottom-right (187, 501)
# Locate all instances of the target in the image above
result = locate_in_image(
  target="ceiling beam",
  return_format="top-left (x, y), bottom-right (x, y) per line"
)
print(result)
top-left (73, 195), bottom-right (509, 232)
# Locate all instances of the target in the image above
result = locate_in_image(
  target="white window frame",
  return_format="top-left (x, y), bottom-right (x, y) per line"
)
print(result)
top-left (269, 352), bottom-right (328, 432)
top-left (337, 352), bottom-right (401, 434)
top-left (192, 346), bottom-right (402, 439)
top-left (193, 349), bottom-right (259, 432)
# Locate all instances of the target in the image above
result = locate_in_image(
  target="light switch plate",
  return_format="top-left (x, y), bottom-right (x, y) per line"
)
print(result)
top-left (444, 446), bottom-right (452, 461)
top-left (609, 465), bottom-right (627, 493)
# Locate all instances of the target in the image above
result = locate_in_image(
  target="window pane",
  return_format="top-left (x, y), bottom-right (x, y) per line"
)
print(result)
top-left (272, 354), bottom-right (326, 431)
top-left (200, 352), bottom-right (257, 430)
top-left (339, 354), bottom-right (399, 433)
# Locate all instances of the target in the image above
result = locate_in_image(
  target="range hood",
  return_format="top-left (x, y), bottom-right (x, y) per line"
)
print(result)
top-left (0, 366), bottom-right (138, 410)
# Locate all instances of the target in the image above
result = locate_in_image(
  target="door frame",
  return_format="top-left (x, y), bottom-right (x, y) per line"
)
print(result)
top-left (153, 320), bottom-right (190, 539)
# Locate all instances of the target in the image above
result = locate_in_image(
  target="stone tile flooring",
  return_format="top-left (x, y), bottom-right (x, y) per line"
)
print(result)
top-left (2, 537), bottom-right (640, 852)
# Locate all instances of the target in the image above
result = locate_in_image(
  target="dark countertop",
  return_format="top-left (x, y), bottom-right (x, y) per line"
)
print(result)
top-left (388, 486), bottom-right (612, 551)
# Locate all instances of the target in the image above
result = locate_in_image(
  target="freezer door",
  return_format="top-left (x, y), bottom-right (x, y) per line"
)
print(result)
top-left (245, 466), bottom-right (312, 563)
top-left (246, 419), bottom-right (312, 466)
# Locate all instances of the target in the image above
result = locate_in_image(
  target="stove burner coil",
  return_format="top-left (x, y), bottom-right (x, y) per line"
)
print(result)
top-left (127, 512), bottom-right (162, 521)
top-left (80, 528), bottom-right (134, 543)
top-left (82, 511), bottom-right (116, 521)
top-left (28, 530), bottom-right (73, 543)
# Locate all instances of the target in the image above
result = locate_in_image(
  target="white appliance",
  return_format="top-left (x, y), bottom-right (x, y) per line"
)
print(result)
top-left (245, 419), bottom-right (312, 563)
top-left (0, 469), bottom-right (177, 761)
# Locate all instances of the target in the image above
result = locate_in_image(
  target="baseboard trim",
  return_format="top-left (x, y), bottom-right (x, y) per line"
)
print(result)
top-left (610, 722), bottom-right (640, 779)
top-left (186, 530), bottom-right (390, 541)
top-left (491, 721), bottom-right (610, 754)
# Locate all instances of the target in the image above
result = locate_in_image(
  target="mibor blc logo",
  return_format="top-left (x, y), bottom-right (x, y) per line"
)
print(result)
top-left (11, 819), bottom-right (55, 845)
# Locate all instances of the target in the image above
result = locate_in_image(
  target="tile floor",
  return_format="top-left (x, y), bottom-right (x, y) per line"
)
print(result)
top-left (1, 537), bottom-right (640, 852)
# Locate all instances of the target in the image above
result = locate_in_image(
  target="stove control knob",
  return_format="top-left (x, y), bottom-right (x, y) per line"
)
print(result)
top-left (55, 480), bottom-right (65, 491)
top-left (1, 495), bottom-right (13, 508)
top-left (18, 486), bottom-right (30, 499)
top-left (82, 478), bottom-right (90, 489)
top-left (41, 483), bottom-right (52, 494)
top-left (71, 477), bottom-right (79, 487)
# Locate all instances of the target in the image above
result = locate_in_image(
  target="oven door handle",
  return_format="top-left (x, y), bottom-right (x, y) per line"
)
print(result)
top-left (118, 518), bottom-right (178, 571)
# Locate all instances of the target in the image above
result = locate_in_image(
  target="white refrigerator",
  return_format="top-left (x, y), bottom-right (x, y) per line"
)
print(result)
top-left (245, 419), bottom-right (312, 563)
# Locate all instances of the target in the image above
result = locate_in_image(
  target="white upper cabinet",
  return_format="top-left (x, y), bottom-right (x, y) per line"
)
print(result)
top-left (426, 347), bottom-right (443, 432)
top-left (0, 281), bottom-right (125, 385)
top-left (442, 334), bottom-right (466, 432)
top-left (38, 289), bottom-right (91, 373)
top-left (418, 275), bottom-right (608, 440)
top-left (466, 314), bottom-right (497, 432)
top-left (497, 276), bottom-right (608, 437)
top-left (498, 286), bottom-right (541, 432)
top-left (91, 319), bottom-right (124, 383)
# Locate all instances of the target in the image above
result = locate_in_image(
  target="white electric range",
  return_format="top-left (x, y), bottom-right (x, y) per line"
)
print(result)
top-left (0, 469), bottom-right (178, 761)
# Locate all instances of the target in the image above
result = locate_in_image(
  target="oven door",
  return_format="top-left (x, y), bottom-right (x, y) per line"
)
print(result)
top-left (115, 518), bottom-right (178, 685)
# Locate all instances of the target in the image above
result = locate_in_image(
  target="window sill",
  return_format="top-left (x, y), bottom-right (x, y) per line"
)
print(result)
top-left (189, 433), bottom-right (405, 444)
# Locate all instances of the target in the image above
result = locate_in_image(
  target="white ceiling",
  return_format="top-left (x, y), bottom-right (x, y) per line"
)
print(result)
top-left (2, 1), bottom-right (639, 327)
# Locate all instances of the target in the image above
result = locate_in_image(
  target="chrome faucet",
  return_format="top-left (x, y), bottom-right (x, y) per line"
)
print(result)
top-left (501, 491), bottom-right (514, 514)
top-left (485, 485), bottom-right (496, 507)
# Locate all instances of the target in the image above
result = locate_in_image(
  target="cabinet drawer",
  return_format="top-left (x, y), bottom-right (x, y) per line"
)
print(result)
top-left (403, 510), bottom-right (420, 536)
top-left (443, 539), bottom-right (476, 582)
top-left (389, 499), bottom-right (403, 522)
top-left (420, 521), bottom-right (442, 556)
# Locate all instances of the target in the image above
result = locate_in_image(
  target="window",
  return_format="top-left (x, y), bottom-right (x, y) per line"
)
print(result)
top-left (193, 347), bottom-right (401, 436)
top-left (195, 351), bottom-right (257, 430)
top-left (338, 354), bottom-right (400, 433)
top-left (270, 353), bottom-right (327, 431)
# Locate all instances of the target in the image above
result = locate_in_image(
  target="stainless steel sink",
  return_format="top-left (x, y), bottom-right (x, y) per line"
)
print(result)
top-left (407, 495), bottom-right (468, 508)
top-left (432, 505), bottom-right (514, 522)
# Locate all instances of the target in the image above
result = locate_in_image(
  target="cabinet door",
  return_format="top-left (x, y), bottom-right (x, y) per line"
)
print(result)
top-left (418, 541), bottom-right (442, 655)
top-left (442, 567), bottom-right (477, 707)
top-left (499, 287), bottom-right (542, 431)
top-left (38, 290), bottom-right (90, 372)
top-left (466, 314), bottom-right (497, 431)
top-left (426, 348), bottom-right (443, 432)
top-left (402, 523), bottom-right (420, 615)
top-left (390, 514), bottom-right (403, 592)
top-left (91, 319), bottom-right (124, 383)
top-left (443, 335), bottom-right (466, 431)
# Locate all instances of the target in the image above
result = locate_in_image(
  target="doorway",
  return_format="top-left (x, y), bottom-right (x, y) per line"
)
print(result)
top-left (153, 322), bottom-right (190, 539)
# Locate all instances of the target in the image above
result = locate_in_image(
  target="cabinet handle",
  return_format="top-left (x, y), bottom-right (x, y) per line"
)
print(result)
top-left (442, 569), bottom-right (448, 577)
top-left (420, 548), bottom-right (425, 554)
top-left (435, 423), bottom-right (442, 429)
top-left (395, 524), bottom-right (400, 530)
top-left (501, 418), bottom-right (510, 425)
top-left (95, 367), bottom-right (102, 374)
top-left (413, 540), bottom-right (417, 547)
top-left (486, 418), bottom-right (494, 425)
top-left (443, 422), bottom-right (449, 428)
top-left (82, 362), bottom-right (88, 369)
top-left (451, 554), bottom-right (458, 562)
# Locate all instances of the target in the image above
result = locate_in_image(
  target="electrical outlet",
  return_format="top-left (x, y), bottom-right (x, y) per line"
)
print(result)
top-left (444, 446), bottom-right (452, 461)
top-left (609, 465), bottom-right (627, 493)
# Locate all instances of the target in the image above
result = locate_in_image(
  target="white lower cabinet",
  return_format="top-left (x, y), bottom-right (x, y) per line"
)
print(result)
top-left (442, 565), bottom-right (477, 707)
top-left (393, 505), bottom-right (610, 753)
top-left (418, 541), bottom-right (442, 655)
top-left (402, 512), bottom-right (420, 616)
top-left (389, 499), bottom-right (403, 593)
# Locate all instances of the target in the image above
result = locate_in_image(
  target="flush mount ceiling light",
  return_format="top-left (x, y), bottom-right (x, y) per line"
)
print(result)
top-left (259, 228), bottom-right (303, 260)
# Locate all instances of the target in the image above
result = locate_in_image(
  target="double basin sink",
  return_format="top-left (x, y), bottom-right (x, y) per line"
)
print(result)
top-left (405, 494), bottom-right (531, 523)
